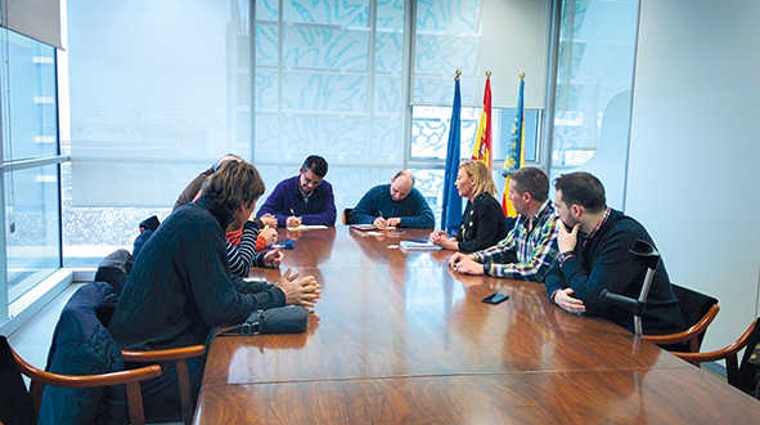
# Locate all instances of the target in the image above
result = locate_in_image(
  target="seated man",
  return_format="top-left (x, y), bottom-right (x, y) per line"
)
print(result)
top-left (448, 167), bottom-right (559, 281)
top-left (544, 172), bottom-right (684, 335)
top-left (257, 155), bottom-right (337, 227)
top-left (352, 170), bottom-right (434, 228)
top-left (109, 160), bottom-right (321, 421)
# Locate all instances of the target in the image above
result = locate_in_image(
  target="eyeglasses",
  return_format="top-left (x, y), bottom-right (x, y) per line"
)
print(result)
top-left (300, 170), bottom-right (322, 188)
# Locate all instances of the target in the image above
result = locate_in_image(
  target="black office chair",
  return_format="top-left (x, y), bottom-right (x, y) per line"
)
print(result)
top-left (642, 284), bottom-right (719, 352)
top-left (342, 208), bottom-right (354, 225)
top-left (674, 318), bottom-right (760, 398)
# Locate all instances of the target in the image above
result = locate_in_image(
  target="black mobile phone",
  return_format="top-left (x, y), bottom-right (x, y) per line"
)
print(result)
top-left (482, 292), bottom-right (510, 305)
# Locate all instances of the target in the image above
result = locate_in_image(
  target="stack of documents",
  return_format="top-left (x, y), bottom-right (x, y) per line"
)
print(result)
top-left (399, 239), bottom-right (442, 251)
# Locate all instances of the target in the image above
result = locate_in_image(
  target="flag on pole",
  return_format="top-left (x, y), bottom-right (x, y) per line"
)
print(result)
top-left (502, 72), bottom-right (526, 217)
top-left (470, 72), bottom-right (492, 169)
top-left (441, 72), bottom-right (463, 235)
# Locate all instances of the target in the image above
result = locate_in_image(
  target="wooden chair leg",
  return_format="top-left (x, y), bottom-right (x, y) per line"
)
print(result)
top-left (125, 381), bottom-right (145, 425)
top-left (29, 380), bottom-right (44, 418)
top-left (176, 360), bottom-right (193, 425)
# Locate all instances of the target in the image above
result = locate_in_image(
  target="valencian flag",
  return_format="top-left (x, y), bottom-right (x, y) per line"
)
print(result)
top-left (441, 72), bottom-right (463, 235)
top-left (470, 71), bottom-right (492, 169)
top-left (502, 72), bottom-right (526, 217)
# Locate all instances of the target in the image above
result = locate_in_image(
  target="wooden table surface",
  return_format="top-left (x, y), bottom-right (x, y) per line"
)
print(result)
top-left (194, 227), bottom-right (760, 424)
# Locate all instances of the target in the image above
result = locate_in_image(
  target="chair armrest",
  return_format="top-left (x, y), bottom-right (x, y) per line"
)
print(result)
top-left (673, 318), bottom-right (758, 365)
top-left (642, 304), bottom-right (720, 346)
top-left (11, 347), bottom-right (161, 388)
top-left (122, 345), bottom-right (206, 363)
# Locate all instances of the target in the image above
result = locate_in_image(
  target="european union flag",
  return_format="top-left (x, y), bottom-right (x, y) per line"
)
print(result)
top-left (441, 76), bottom-right (462, 235)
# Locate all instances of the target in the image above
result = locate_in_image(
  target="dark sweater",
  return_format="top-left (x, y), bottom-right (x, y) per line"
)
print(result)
top-left (110, 196), bottom-right (286, 350)
top-left (544, 209), bottom-right (684, 335)
top-left (352, 184), bottom-right (434, 228)
top-left (456, 193), bottom-right (508, 253)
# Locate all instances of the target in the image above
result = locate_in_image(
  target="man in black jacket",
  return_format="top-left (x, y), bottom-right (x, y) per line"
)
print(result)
top-left (545, 172), bottom-right (683, 335)
top-left (110, 160), bottom-right (320, 420)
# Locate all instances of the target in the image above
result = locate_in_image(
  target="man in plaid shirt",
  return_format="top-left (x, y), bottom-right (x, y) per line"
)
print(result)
top-left (448, 167), bottom-right (559, 282)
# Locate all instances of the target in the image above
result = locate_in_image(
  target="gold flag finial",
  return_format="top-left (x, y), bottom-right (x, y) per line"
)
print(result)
top-left (455, 69), bottom-right (462, 80)
top-left (519, 71), bottom-right (525, 80)
top-left (486, 70), bottom-right (492, 78)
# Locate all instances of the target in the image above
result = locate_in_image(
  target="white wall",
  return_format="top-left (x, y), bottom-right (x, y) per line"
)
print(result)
top-left (627, 0), bottom-right (760, 351)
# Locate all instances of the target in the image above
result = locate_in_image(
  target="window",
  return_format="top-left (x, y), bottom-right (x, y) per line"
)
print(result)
top-left (62, 0), bottom-right (552, 264)
top-left (548, 0), bottom-right (640, 209)
top-left (0, 27), bottom-right (61, 324)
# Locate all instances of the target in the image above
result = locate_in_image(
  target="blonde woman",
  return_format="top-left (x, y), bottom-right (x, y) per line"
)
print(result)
top-left (430, 160), bottom-right (507, 252)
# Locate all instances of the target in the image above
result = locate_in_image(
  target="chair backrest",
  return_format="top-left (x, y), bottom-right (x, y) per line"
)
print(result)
top-left (342, 208), bottom-right (354, 225)
top-left (731, 319), bottom-right (760, 396)
top-left (0, 336), bottom-right (34, 425)
top-left (672, 284), bottom-right (719, 351)
top-left (39, 282), bottom-right (127, 425)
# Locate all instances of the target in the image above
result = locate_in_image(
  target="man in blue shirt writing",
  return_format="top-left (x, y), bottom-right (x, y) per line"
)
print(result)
top-left (351, 170), bottom-right (434, 228)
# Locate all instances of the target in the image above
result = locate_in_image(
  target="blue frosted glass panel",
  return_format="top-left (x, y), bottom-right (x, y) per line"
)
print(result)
top-left (256, 0), bottom-right (279, 21)
top-left (277, 116), bottom-right (371, 163)
top-left (377, 0), bottom-right (405, 30)
top-left (375, 76), bottom-right (403, 114)
top-left (372, 119), bottom-right (404, 163)
top-left (409, 168), bottom-right (445, 220)
top-left (375, 32), bottom-right (403, 73)
top-left (284, 26), bottom-right (369, 71)
top-left (255, 69), bottom-right (279, 110)
top-left (411, 106), bottom-right (479, 160)
top-left (284, 0), bottom-right (369, 26)
top-left (416, 0), bottom-right (481, 33)
top-left (255, 24), bottom-right (279, 67)
top-left (282, 72), bottom-right (368, 112)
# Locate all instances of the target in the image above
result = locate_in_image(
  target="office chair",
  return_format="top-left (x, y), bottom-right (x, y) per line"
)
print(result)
top-left (342, 208), bottom-right (354, 225)
top-left (2, 334), bottom-right (161, 425)
top-left (673, 317), bottom-right (760, 397)
top-left (642, 284), bottom-right (719, 352)
top-left (41, 281), bottom-right (205, 425)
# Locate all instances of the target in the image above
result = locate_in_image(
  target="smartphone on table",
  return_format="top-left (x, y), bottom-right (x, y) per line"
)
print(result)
top-left (482, 292), bottom-right (510, 304)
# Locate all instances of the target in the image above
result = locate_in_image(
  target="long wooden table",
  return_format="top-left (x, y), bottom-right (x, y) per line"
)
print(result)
top-left (194, 227), bottom-right (760, 424)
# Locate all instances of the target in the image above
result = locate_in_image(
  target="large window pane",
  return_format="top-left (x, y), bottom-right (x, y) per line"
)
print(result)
top-left (1, 30), bottom-right (58, 161)
top-left (548, 0), bottom-right (639, 209)
top-left (4, 165), bottom-right (60, 303)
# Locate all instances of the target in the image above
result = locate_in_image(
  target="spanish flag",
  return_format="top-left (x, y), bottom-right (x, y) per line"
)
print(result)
top-left (502, 72), bottom-right (525, 217)
top-left (470, 73), bottom-right (492, 169)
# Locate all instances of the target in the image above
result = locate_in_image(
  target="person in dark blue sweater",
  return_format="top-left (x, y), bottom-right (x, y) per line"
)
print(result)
top-left (352, 170), bottom-right (434, 228)
top-left (545, 172), bottom-right (683, 335)
top-left (109, 160), bottom-right (321, 421)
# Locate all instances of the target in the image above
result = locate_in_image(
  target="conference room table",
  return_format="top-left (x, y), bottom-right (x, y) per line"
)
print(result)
top-left (193, 226), bottom-right (760, 424)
